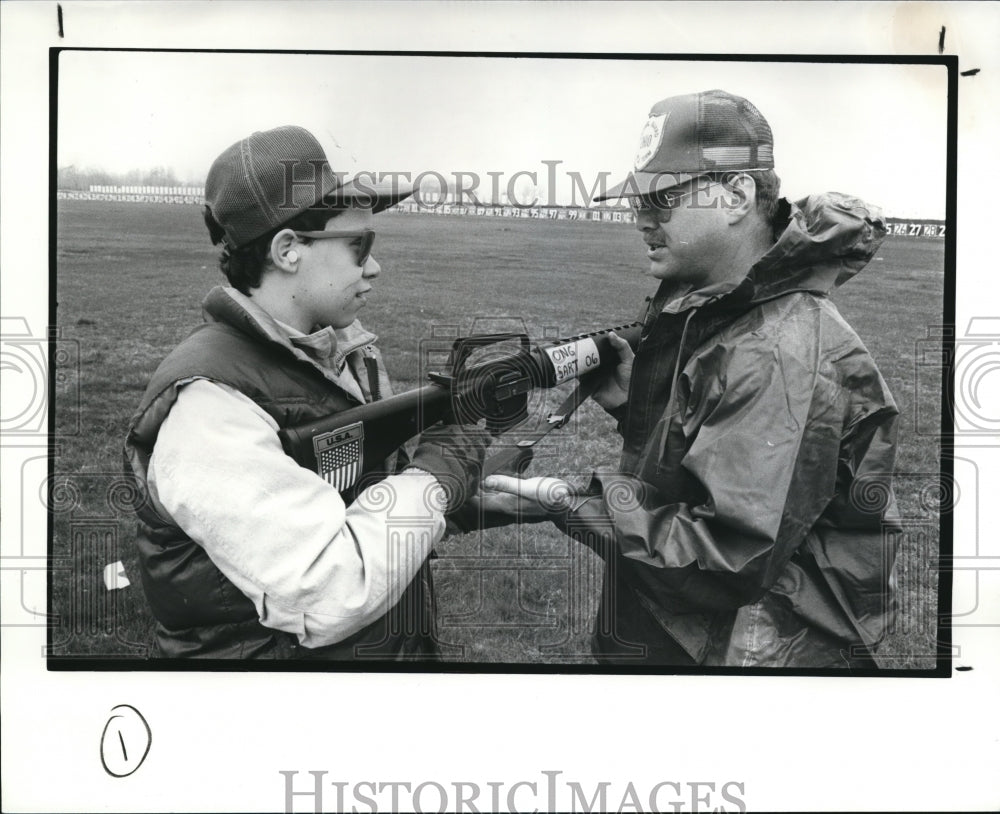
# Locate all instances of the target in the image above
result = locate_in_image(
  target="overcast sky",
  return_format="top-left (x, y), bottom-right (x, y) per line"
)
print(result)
top-left (58, 51), bottom-right (948, 218)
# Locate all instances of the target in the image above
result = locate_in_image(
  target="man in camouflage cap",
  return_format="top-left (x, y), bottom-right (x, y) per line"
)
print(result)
top-left (485, 90), bottom-right (899, 669)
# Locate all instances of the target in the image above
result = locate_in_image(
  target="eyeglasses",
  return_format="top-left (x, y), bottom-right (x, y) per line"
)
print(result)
top-left (293, 228), bottom-right (376, 267)
top-left (628, 177), bottom-right (713, 222)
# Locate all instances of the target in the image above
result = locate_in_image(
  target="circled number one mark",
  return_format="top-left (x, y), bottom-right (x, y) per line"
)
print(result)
top-left (100, 705), bottom-right (150, 778)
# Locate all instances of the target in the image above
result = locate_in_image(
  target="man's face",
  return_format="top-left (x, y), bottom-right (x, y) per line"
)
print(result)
top-left (632, 178), bottom-right (734, 288)
top-left (295, 207), bottom-right (380, 330)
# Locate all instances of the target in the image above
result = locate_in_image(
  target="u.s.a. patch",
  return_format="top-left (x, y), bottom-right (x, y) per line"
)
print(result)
top-left (313, 421), bottom-right (364, 491)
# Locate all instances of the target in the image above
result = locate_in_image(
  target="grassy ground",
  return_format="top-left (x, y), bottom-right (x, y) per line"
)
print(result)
top-left (51, 201), bottom-right (946, 667)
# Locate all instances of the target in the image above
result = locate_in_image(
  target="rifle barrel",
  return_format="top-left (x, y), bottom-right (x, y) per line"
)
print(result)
top-left (278, 321), bottom-right (642, 484)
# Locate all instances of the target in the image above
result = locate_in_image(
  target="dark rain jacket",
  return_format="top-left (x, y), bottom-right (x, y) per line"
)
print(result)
top-left (566, 192), bottom-right (900, 668)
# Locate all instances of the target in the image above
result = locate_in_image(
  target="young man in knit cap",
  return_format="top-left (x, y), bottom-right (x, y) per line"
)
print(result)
top-left (124, 125), bottom-right (488, 659)
top-left (483, 90), bottom-right (900, 669)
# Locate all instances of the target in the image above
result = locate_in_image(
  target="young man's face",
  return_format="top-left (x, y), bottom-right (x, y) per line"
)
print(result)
top-left (633, 179), bottom-right (735, 289)
top-left (295, 207), bottom-right (380, 330)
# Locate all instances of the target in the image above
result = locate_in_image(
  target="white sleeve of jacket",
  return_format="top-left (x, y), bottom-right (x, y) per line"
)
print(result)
top-left (146, 378), bottom-right (446, 648)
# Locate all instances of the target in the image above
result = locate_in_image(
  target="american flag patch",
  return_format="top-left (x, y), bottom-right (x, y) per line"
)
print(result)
top-left (313, 421), bottom-right (365, 491)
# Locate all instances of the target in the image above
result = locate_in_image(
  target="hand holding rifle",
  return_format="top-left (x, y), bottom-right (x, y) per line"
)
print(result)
top-left (589, 331), bottom-right (636, 411)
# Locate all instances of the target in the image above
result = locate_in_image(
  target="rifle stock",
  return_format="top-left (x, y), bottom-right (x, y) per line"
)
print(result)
top-left (278, 322), bottom-right (641, 486)
top-left (279, 382), bottom-right (452, 476)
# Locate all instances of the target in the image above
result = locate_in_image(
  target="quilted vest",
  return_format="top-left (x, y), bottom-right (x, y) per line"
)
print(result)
top-left (123, 288), bottom-right (437, 660)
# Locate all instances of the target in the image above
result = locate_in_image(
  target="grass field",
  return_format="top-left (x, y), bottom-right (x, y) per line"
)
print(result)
top-left (51, 200), bottom-right (946, 668)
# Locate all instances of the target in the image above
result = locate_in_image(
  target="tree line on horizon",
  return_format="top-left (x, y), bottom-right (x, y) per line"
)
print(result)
top-left (57, 165), bottom-right (204, 190)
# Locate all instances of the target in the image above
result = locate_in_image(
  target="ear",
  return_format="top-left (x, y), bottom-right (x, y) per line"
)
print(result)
top-left (269, 229), bottom-right (301, 274)
top-left (722, 173), bottom-right (756, 225)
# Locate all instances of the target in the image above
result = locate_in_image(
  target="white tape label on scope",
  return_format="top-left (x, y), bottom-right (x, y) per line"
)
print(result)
top-left (543, 337), bottom-right (602, 384)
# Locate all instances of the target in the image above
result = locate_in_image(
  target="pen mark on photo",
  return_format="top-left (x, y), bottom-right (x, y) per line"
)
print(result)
top-left (100, 705), bottom-right (150, 778)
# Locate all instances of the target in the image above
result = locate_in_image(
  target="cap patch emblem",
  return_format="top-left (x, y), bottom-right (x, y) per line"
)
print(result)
top-left (634, 112), bottom-right (669, 171)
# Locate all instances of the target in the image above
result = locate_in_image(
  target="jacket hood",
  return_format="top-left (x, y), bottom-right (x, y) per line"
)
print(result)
top-left (747, 191), bottom-right (887, 301)
top-left (659, 192), bottom-right (887, 315)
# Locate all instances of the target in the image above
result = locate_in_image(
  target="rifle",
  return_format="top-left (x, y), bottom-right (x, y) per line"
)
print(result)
top-left (278, 322), bottom-right (642, 490)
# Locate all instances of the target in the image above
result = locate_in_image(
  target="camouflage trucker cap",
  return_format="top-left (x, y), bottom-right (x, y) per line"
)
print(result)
top-left (596, 89), bottom-right (774, 201)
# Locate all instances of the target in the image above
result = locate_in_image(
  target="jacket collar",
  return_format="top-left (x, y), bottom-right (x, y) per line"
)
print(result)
top-left (658, 279), bottom-right (744, 315)
top-left (201, 286), bottom-right (376, 398)
top-left (279, 322), bottom-right (378, 374)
